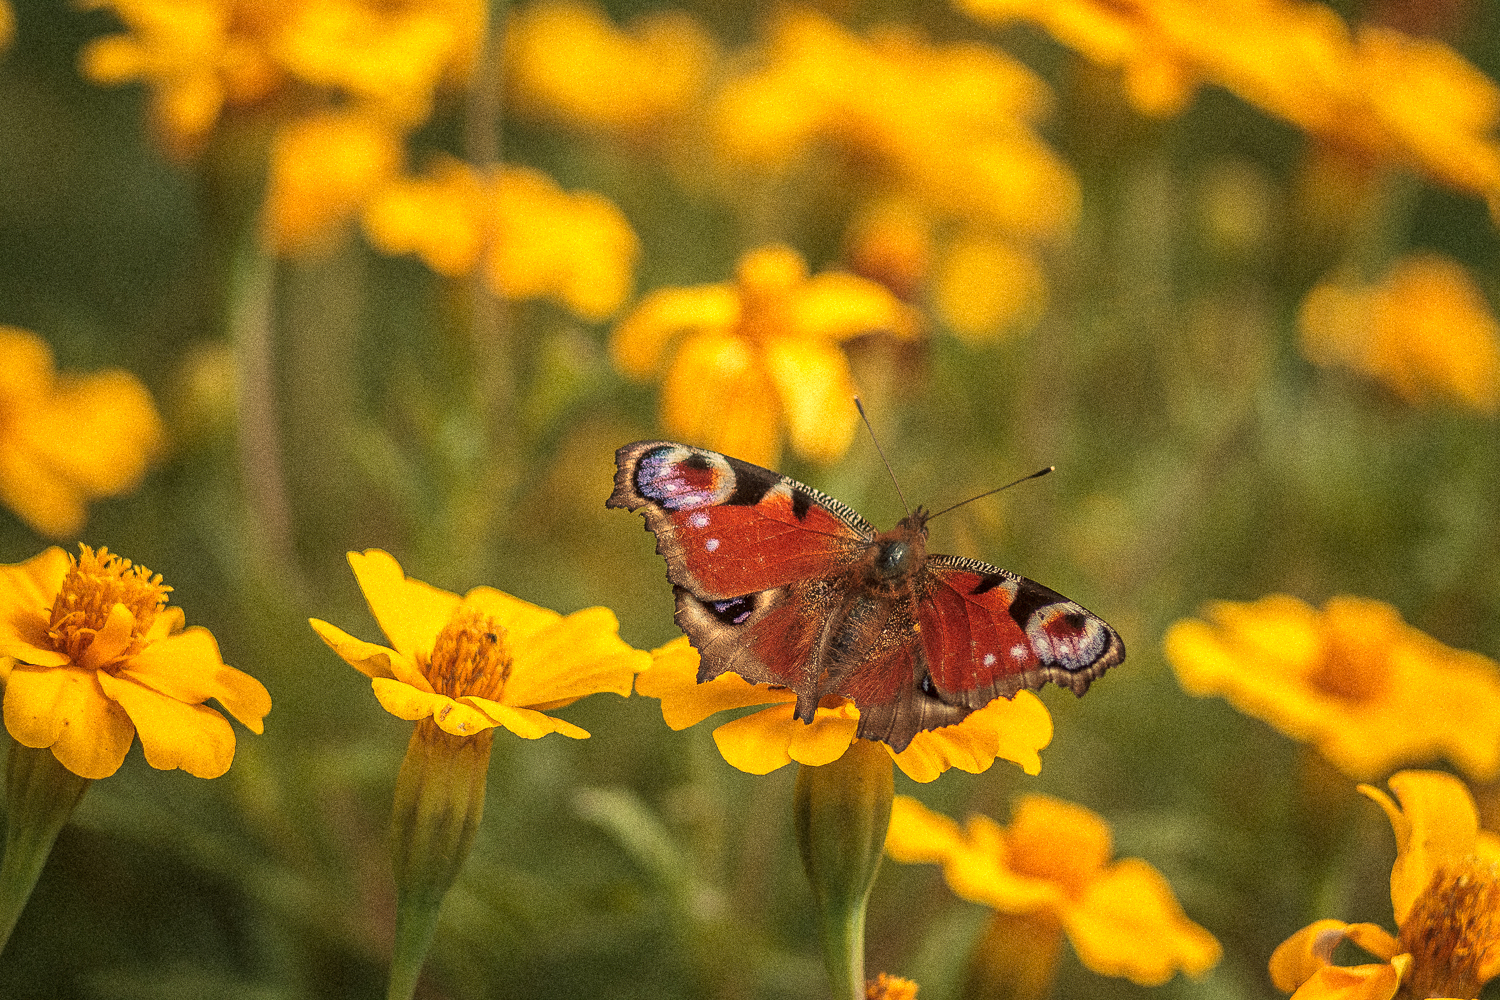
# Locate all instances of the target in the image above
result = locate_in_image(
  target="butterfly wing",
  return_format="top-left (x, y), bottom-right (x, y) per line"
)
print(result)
top-left (608, 441), bottom-right (876, 714)
top-left (917, 554), bottom-right (1125, 711)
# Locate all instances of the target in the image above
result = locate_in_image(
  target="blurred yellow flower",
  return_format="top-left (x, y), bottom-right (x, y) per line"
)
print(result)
top-left (933, 233), bottom-right (1049, 341)
top-left (0, 327), bottom-right (165, 538)
top-left (959, 0), bottom-right (1500, 211)
top-left (635, 637), bottom-right (1052, 783)
top-left (864, 972), bottom-right (919, 1000)
top-left (507, 0), bottom-right (715, 137)
top-left (716, 9), bottom-right (1078, 240)
top-left (310, 549), bottom-right (648, 740)
top-left (1299, 254), bottom-right (1500, 413)
top-left (1, 1), bottom-right (15, 53)
top-left (886, 794), bottom-right (1221, 989)
top-left (363, 159), bottom-right (639, 320)
top-left (0, 545), bottom-right (271, 779)
top-left (80, 0), bottom-right (484, 157)
top-left (1164, 594), bottom-right (1500, 781)
top-left (610, 244), bottom-right (920, 466)
top-left (263, 111), bottom-right (402, 251)
top-left (1270, 770), bottom-right (1500, 1000)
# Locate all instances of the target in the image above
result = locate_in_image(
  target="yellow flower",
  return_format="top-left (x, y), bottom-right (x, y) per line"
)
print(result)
top-left (1, 1), bottom-right (15, 53)
top-left (886, 795), bottom-right (1221, 989)
top-left (715, 9), bottom-right (1078, 240)
top-left (507, 0), bottom-right (715, 136)
top-left (0, 327), bottom-right (165, 539)
top-left (0, 545), bottom-right (270, 779)
top-left (363, 159), bottom-right (639, 320)
top-left (958, 0), bottom-right (1500, 211)
top-left (1299, 254), bottom-right (1500, 413)
top-left (610, 244), bottom-right (920, 466)
top-left (1164, 594), bottom-right (1500, 781)
top-left (933, 232), bottom-right (1049, 341)
top-left (864, 973), bottom-right (919, 1000)
top-left (309, 549), bottom-right (648, 739)
top-left (263, 111), bottom-right (402, 251)
top-left (634, 637), bottom-right (1052, 783)
top-left (1270, 770), bottom-right (1500, 1000)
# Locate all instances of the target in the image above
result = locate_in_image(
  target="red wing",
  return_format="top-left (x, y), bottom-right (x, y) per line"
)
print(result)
top-left (919, 555), bottom-right (1125, 707)
top-left (608, 441), bottom-right (873, 599)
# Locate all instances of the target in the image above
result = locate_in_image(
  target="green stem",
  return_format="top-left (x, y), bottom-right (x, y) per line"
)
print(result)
top-left (794, 739), bottom-right (895, 1000)
top-left (0, 740), bottom-right (91, 955)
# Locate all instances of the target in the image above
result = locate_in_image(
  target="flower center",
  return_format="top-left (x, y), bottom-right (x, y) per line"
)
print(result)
top-left (46, 545), bottom-right (171, 667)
top-left (427, 605), bottom-right (511, 702)
top-left (1398, 857), bottom-right (1500, 1000)
top-left (1306, 599), bottom-right (1397, 703)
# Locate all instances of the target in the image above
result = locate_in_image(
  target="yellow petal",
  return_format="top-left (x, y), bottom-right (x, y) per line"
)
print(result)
top-left (711, 704), bottom-right (811, 774)
top-left (372, 677), bottom-right (455, 722)
top-left (885, 794), bottom-right (968, 864)
top-left (1362, 770), bottom-right (1481, 924)
top-left (791, 270), bottom-right (920, 342)
top-left (346, 549), bottom-right (461, 662)
top-left (894, 690), bottom-right (1052, 781)
top-left (610, 285), bottom-right (740, 377)
top-left (659, 328), bottom-right (784, 467)
top-left (1271, 920), bottom-right (1359, 991)
top-left (96, 671), bottom-right (236, 778)
top-left (939, 815), bottom-right (1066, 913)
top-left (0, 546), bottom-right (71, 665)
top-left (468, 698), bottom-right (590, 739)
top-left (1288, 962), bottom-right (1403, 1000)
top-left (1006, 795), bottom-right (1113, 890)
top-left (634, 636), bottom-right (796, 729)
top-left (309, 617), bottom-right (426, 688)
top-left (786, 705), bottom-right (861, 765)
top-left (2, 663), bottom-right (133, 779)
top-left (760, 333), bottom-right (860, 463)
top-left (78, 601), bottom-right (140, 671)
top-left (461, 584), bottom-right (563, 643)
top-left (430, 697), bottom-right (500, 738)
top-left (501, 605), bottom-right (648, 708)
top-left (1064, 858), bottom-right (1221, 984)
top-left (121, 626), bottom-right (271, 733)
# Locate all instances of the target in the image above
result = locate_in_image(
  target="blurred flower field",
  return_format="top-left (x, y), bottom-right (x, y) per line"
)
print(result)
top-left (2, 0), bottom-right (1500, 998)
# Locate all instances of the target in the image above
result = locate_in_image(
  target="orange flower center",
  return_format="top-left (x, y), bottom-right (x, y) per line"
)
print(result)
top-left (1306, 602), bottom-right (1396, 703)
top-left (46, 544), bottom-right (170, 667)
top-left (427, 605), bottom-right (511, 702)
top-left (1398, 857), bottom-right (1500, 1000)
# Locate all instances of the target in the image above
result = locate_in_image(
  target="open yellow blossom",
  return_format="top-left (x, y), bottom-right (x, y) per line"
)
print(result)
top-left (610, 244), bottom-right (920, 466)
top-left (635, 637), bottom-right (1052, 783)
top-left (958, 0), bottom-right (1500, 212)
top-left (1299, 254), bottom-right (1500, 413)
top-left (0, 545), bottom-right (270, 779)
top-left (715, 10), bottom-right (1078, 241)
top-left (363, 159), bottom-right (639, 320)
top-left (507, 0), bottom-right (715, 137)
top-left (80, 0), bottom-right (485, 157)
top-left (0, 327), bottom-right (165, 539)
top-left (1270, 770), bottom-right (1500, 1000)
top-left (886, 795), bottom-right (1221, 991)
top-left (310, 549), bottom-right (649, 740)
top-left (1164, 594), bottom-right (1500, 781)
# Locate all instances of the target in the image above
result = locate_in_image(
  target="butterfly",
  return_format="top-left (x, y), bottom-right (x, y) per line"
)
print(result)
top-left (607, 441), bottom-right (1124, 752)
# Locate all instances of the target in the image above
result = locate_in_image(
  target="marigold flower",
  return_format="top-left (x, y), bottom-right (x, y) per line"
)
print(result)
top-left (885, 795), bottom-right (1221, 988)
top-left (309, 549), bottom-right (648, 740)
top-left (507, 0), bottom-right (715, 137)
top-left (933, 233), bottom-right (1049, 341)
top-left (0, 327), bottom-right (165, 539)
top-left (715, 10), bottom-right (1078, 240)
top-left (1270, 770), bottom-right (1500, 1000)
top-left (1164, 594), bottom-right (1500, 781)
top-left (635, 636), bottom-right (1053, 783)
top-left (957, 0), bottom-right (1500, 211)
top-left (865, 973), bottom-right (919, 1000)
top-left (1299, 254), bottom-right (1500, 413)
top-left (263, 111), bottom-right (403, 251)
top-left (610, 245), bottom-right (920, 466)
top-left (0, 545), bottom-right (270, 779)
top-left (363, 159), bottom-right (639, 320)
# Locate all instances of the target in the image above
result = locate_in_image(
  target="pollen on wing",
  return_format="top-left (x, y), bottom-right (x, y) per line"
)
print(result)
top-left (1399, 856), bottom-right (1500, 1000)
top-left (47, 544), bottom-right (171, 664)
top-left (427, 605), bottom-right (512, 702)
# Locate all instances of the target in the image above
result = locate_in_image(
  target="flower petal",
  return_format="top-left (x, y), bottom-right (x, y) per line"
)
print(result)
top-left (0, 546), bottom-right (70, 665)
top-left (786, 705), bottom-right (861, 766)
top-left (760, 332), bottom-right (860, 463)
top-left (712, 704), bottom-right (818, 774)
top-left (96, 670), bottom-right (236, 778)
top-left (501, 605), bottom-right (648, 708)
top-left (347, 549), bottom-right (461, 663)
top-left (790, 270), bottom-right (920, 343)
top-left (3, 662), bottom-right (133, 778)
top-left (309, 616), bottom-right (427, 689)
top-left (1063, 858), bottom-right (1222, 984)
top-left (461, 585), bottom-right (563, 643)
top-left (635, 636), bottom-right (795, 729)
top-left (885, 794), bottom-right (969, 864)
top-left (1288, 962), bottom-right (1403, 1000)
top-left (660, 328), bottom-right (784, 467)
top-left (1271, 920), bottom-right (1359, 991)
top-left (120, 626), bottom-right (272, 732)
top-left (79, 601), bottom-right (141, 671)
top-left (893, 690), bottom-right (1052, 782)
top-left (468, 698), bottom-right (590, 739)
top-left (610, 284), bottom-right (740, 377)
top-left (372, 676), bottom-right (453, 722)
top-left (1361, 770), bottom-right (1481, 924)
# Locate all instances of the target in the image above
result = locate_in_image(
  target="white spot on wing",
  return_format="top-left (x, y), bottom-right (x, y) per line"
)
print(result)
top-left (705, 538), bottom-right (720, 552)
top-left (689, 511), bottom-right (710, 529)
top-left (1009, 644), bottom-right (1029, 661)
top-left (982, 653), bottom-right (996, 667)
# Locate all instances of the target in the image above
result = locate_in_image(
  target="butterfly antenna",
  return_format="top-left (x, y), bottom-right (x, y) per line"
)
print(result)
top-left (854, 397), bottom-right (911, 518)
top-left (927, 466), bottom-right (1054, 523)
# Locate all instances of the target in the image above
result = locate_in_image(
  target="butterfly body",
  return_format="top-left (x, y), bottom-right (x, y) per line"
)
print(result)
top-left (608, 441), bottom-right (1124, 751)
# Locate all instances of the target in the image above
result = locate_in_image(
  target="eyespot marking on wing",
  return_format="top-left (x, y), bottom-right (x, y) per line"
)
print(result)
top-left (636, 445), bottom-right (735, 511)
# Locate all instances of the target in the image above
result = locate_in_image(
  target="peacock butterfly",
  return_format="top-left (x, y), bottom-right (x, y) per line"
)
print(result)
top-left (607, 441), bottom-right (1124, 752)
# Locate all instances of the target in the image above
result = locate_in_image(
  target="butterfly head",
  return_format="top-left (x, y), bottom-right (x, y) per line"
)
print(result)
top-left (872, 507), bottom-right (931, 582)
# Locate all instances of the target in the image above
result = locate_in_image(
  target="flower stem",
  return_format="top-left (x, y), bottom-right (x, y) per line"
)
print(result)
top-left (386, 720), bottom-right (493, 1000)
top-left (794, 738), bottom-right (894, 1000)
top-left (0, 739), bottom-right (91, 955)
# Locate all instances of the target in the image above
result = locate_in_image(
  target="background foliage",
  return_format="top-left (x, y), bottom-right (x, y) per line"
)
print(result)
top-left (2, 0), bottom-right (1499, 997)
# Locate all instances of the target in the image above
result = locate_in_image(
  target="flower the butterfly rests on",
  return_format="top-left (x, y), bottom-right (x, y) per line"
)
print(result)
top-left (607, 441), bottom-right (1124, 751)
